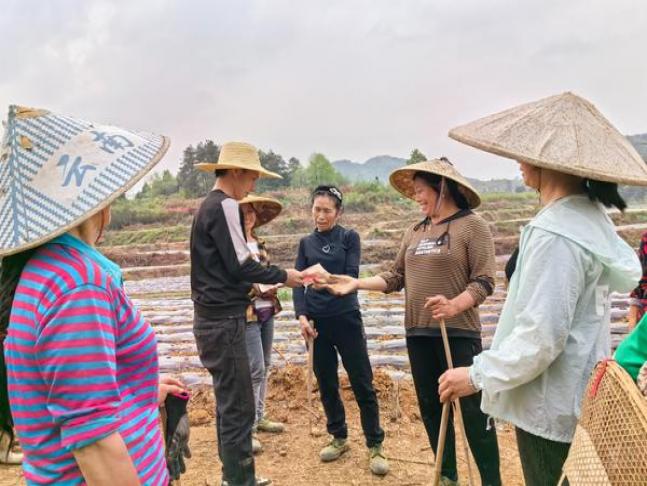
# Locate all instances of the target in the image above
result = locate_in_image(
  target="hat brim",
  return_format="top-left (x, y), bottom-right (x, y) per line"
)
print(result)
top-left (389, 164), bottom-right (481, 209)
top-left (448, 92), bottom-right (647, 186)
top-left (0, 105), bottom-right (170, 257)
top-left (0, 136), bottom-right (171, 257)
top-left (449, 129), bottom-right (647, 186)
top-left (241, 200), bottom-right (282, 227)
top-left (195, 162), bottom-right (282, 179)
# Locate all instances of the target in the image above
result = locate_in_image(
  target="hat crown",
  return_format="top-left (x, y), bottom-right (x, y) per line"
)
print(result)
top-left (389, 158), bottom-right (481, 208)
top-left (449, 91), bottom-right (647, 186)
top-left (217, 141), bottom-right (260, 168)
top-left (195, 141), bottom-right (281, 179)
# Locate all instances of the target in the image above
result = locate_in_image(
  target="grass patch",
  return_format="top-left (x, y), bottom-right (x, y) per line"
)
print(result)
top-left (277, 287), bottom-right (293, 302)
top-left (103, 225), bottom-right (191, 246)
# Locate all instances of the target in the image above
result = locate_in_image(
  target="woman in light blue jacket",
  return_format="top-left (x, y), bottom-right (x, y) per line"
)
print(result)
top-left (438, 92), bottom-right (646, 486)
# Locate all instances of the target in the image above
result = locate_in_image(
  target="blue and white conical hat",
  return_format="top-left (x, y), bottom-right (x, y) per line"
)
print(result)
top-left (0, 105), bottom-right (170, 256)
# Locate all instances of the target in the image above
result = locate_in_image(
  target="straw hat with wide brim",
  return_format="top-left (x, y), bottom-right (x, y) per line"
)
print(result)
top-left (239, 194), bottom-right (282, 227)
top-left (0, 105), bottom-right (169, 257)
top-left (449, 92), bottom-right (647, 186)
top-left (389, 158), bottom-right (481, 209)
top-left (195, 141), bottom-right (281, 179)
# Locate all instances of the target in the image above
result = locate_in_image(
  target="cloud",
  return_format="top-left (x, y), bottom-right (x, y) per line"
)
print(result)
top-left (1, 0), bottom-right (645, 182)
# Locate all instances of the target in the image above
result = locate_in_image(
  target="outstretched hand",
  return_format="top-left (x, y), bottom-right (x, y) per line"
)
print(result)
top-left (320, 274), bottom-right (359, 296)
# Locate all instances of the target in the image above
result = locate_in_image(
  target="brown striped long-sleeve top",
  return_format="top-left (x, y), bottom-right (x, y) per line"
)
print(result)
top-left (378, 209), bottom-right (495, 337)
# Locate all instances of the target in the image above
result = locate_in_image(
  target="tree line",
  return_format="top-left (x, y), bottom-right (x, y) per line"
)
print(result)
top-left (136, 140), bottom-right (355, 199)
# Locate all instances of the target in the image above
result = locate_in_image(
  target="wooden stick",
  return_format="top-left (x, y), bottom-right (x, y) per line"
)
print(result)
top-left (439, 318), bottom-right (475, 486)
top-left (433, 401), bottom-right (450, 486)
top-left (299, 403), bottom-right (320, 419)
top-left (272, 345), bottom-right (290, 364)
top-left (306, 329), bottom-right (315, 434)
top-left (387, 455), bottom-right (434, 466)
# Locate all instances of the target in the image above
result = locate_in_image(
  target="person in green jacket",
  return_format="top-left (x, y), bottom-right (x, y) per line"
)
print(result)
top-left (615, 314), bottom-right (647, 381)
top-left (437, 92), bottom-right (646, 486)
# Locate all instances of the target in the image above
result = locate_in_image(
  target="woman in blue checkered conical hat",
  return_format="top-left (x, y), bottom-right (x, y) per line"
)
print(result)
top-left (0, 105), bottom-right (187, 485)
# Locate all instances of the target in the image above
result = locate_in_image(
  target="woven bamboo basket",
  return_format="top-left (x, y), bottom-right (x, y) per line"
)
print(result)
top-left (562, 360), bottom-right (647, 484)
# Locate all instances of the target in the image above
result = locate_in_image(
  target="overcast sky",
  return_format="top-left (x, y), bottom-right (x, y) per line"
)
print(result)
top-left (2, 0), bottom-right (646, 181)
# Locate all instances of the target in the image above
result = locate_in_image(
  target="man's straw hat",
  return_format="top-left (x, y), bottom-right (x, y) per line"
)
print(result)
top-left (195, 141), bottom-right (281, 179)
top-left (0, 105), bottom-right (169, 257)
top-left (449, 92), bottom-right (647, 186)
top-left (239, 194), bottom-right (282, 227)
top-left (390, 158), bottom-right (481, 208)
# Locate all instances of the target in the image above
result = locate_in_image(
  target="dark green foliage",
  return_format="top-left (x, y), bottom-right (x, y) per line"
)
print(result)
top-left (176, 141), bottom-right (219, 197)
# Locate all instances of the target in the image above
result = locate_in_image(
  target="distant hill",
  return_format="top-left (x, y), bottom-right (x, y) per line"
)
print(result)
top-left (333, 156), bottom-right (405, 183)
top-left (333, 133), bottom-right (647, 192)
top-left (333, 155), bottom-right (526, 192)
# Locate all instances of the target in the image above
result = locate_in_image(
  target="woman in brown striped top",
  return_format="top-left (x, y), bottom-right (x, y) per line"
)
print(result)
top-left (327, 158), bottom-right (501, 486)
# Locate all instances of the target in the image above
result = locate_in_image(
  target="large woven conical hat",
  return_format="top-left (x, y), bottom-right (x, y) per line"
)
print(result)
top-left (195, 141), bottom-right (281, 179)
top-left (389, 158), bottom-right (481, 208)
top-left (239, 194), bottom-right (282, 227)
top-left (449, 92), bottom-right (647, 186)
top-left (0, 105), bottom-right (169, 257)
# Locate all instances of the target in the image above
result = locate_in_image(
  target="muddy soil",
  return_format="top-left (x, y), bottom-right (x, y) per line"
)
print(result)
top-left (0, 366), bottom-right (524, 486)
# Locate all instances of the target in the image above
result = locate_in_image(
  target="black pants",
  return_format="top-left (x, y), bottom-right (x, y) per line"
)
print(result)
top-left (406, 336), bottom-right (501, 486)
top-left (312, 310), bottom-right (385, 447)
top-left (194, 314), bottom-right (256, 486)
top-left (516, 427), bottom-right (571, 486)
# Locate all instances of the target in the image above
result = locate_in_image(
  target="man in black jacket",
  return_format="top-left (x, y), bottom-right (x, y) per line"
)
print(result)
top-left (191, 142), bottom-right (302, 486)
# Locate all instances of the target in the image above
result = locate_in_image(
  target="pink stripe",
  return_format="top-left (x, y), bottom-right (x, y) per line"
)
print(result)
top-left (28, 257), bottom-right (77, 292)
top-left (19, 269), bottom-right (52, 286)
top-left (62, 422), bottom-right (118, 448)
top-left (10, 298), bottom-right (35, 311)
top-left (13, 368), bottom-right (114, 380)
top-left (10, 395), bottom-right (117, 409)
top-left (6, 315), bottom-right (32, 327)
top-left (36, 353), bottom-right (117, 366)
top-left (43, 305), bottom-right (113, 320)
top-left (39, 321), bottom-right (115, 336)
top-left (37, 336), bottom-right (114, 350)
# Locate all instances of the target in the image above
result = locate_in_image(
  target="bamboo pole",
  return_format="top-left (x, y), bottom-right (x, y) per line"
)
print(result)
top-left (432, 401), bottom-right (451, 486)
top-left (306, 326), bottom-right (315, 435)
top-left (439, 318), bottom-right (475, 486)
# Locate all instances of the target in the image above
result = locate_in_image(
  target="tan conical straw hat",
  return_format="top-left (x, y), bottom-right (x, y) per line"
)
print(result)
top-left (389, 158), bottom-right (481, 208)
top-left (239, 194), bottom-right (282, 227)
top-left (195, 141), bottom-right (281, 179)
top-left (448, 92), bottom-right (647, 186)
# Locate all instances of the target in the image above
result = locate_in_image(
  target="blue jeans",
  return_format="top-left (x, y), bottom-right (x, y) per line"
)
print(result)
top-left (245, 316), bottom-right (274, 424)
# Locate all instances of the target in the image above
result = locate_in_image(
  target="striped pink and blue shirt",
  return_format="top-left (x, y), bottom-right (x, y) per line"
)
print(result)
top-left (4, 234), bottom-right (168, 485)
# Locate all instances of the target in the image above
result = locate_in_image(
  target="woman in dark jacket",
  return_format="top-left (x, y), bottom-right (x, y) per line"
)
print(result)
top-left (294, 185), bottom-right (388, 477)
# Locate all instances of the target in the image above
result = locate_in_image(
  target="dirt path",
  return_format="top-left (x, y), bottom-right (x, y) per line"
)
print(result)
top-left (1, 366), bottom-right (524, 486)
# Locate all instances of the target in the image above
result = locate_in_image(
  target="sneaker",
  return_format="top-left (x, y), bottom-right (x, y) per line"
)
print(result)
top-left (252, 435), bottom-right (263, 455)
top-left (221, 478), bottom-right (272, 486)
top-left (256, 416), bottom-right (285, 433)
top-left (439, 476), bottom-right (459, 486)
top-left (368, 443), bottom-right (389, 476)
top-left (0, 432), bottom-right (22, 465)
top-left (319, 438), bottom-right (350, 462)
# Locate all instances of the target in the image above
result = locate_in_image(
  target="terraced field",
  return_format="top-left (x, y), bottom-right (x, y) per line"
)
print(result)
top-left (2, 194), bottom-right (644, 486)
top-left (127, 272), bottom-right (635, 389)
